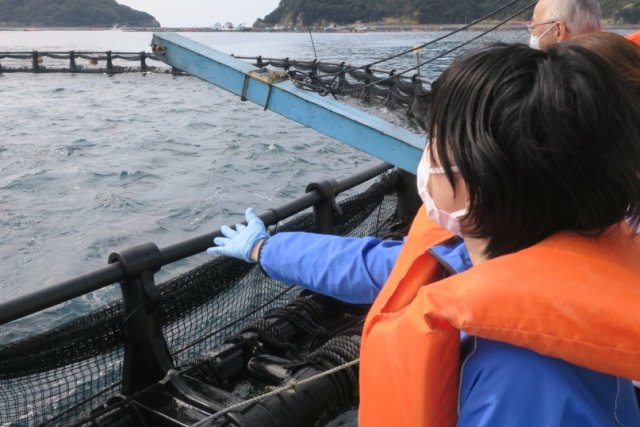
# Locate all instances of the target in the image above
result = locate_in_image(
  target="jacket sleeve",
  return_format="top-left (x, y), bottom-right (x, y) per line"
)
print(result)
top-left (259, 232), bottom-right (403, 304)
top-left (457, 337), bottom-right (640, 427)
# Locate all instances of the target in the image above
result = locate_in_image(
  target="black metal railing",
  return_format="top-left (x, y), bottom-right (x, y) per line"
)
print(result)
top-left (0, 161), bottom-right (420, 424)
top-left (0, 161), bottom-right (393, 327)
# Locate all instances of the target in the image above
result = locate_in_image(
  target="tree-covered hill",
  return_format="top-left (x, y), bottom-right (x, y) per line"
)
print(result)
top-left (602, 0), bottom-right (640, 23)
top-left (0, 0), bottom-right (160, 27)
top-left (258, 0), bottom-right (640, 26)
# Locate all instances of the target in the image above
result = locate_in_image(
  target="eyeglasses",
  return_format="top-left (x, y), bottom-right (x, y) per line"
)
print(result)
top-left (526, 21), bottom-right (557, 35)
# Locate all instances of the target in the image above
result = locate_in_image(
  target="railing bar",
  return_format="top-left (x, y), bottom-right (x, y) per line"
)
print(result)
top-left (334, 162), bottom-right (392, 193)
top-left (157, 191), bottom-right (322, 266)
top-left (0, 264), bottom-right (123, 326)
top-left (156, 162), bottom-right (392, 266)
top-left (0, 162), bottom-right (393, 327)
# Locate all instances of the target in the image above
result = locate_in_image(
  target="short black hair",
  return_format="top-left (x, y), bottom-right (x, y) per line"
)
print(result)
top-left (428, 43), bottom-right (640, 258)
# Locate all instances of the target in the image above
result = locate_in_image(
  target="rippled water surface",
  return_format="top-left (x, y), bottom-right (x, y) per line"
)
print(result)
top-left (0, 29), bottom-right (535, 336)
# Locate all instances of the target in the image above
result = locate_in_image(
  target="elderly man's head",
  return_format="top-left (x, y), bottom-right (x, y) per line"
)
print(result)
top-left (529, 0), bottom-right (602, 49)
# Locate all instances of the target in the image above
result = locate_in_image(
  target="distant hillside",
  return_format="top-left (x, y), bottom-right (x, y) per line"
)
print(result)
top-left (0, 0), bottom-right (160, 27)
top-left (257, 0), bottom-right (640, 26)
top-left (602, 0), bottom-right (640, 23)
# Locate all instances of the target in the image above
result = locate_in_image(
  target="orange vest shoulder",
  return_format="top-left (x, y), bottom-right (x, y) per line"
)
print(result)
top-left (360, 209), bottom-right (640, 427)
top-left (626, 31), bottom-right (640, 47)
top-left (361, 211), bottom-right (457, 426)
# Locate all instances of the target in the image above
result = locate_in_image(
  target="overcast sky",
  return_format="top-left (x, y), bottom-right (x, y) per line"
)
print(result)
top-left (116, 1), bottom-right (282, 27)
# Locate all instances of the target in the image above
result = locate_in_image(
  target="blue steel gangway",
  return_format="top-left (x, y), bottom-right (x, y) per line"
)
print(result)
top-left (149, 0), bottom-right (538, 165)
top-left (151, 33), bottom-right (426, 174)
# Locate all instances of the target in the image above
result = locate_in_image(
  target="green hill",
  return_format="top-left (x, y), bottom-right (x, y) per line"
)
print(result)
top-left (258, 0), bottom-right (640, 26)
top-left (0, 0), bottom-right (160, 27)
top-left (602, 0), bottom-right (640, 23)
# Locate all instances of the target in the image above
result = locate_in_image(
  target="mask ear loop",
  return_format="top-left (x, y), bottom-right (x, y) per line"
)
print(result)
top-left (540, 22), bottom-right (559, 39)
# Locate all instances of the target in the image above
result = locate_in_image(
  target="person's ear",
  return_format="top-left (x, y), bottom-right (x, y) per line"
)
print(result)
top-left (556, 21), bottom-right (570, 41)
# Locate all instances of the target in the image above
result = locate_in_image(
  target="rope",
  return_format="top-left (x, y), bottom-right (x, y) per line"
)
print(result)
top-left (236, 0), bottom-right (529, 78)
top-left (233, 55), bottom-right (407, 79)
top-left (338, 0), bottom-right (536, 94)
top-left (311, 0), bottom-right (532, 78)
top-left (239, 0), bottom-right (535, 99)
top-left (172, 285), bottom-right (296, 356)
top-left (308, 29), bottom-right (319, 61)
top-left (59, 278), bottom-right (295, 423)
top-left (369, 0), bottom-right (529, 68)
top-left (191, 358), bottom-right (360, 426)
top-left (63, 362), bottom-right (202, 427)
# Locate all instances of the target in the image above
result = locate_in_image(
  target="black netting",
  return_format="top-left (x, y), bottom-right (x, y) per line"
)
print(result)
top-left (258, 59), bottom-right (432, 130)
top-left (0, 170), bottom-right (402, 426)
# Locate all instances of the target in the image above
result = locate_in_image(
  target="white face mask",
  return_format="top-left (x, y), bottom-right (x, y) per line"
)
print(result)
top-left (416, 149), bottom-right (467, 236)
top-left (528, 22), bottom-right (558, 50)
top-left (529, 35), bottom-right (542, 50)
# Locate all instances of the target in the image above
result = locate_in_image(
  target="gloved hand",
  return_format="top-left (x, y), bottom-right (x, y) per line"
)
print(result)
top-left (207, 207), bottom-right (269, 263)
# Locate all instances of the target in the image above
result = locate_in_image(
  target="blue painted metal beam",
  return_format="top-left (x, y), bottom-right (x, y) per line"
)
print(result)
top-left (151, 32), bottom-right (425, 173)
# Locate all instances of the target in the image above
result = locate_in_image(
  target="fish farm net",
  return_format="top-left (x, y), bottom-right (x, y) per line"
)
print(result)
top-left (0, 170), bottom-right (407, 426)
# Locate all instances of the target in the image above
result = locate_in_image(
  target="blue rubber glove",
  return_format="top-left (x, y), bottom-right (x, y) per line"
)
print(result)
top-left (207, 208), bottom-right (269, 263)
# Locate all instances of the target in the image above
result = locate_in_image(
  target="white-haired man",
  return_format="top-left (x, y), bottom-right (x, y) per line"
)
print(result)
top-left (528, 0), bottom-right (602, 49)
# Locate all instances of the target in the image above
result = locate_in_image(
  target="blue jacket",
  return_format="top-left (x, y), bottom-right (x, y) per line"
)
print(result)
top-left (261, 231), bottom-right (640, 426)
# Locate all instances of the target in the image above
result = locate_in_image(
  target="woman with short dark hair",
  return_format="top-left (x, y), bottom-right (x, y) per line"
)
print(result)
top-left (210, 43), bottom-right (640, 426)
top-left (427, 42), bottom-right (639, 257)
top-left (360, 43), bottom-right (640, 426)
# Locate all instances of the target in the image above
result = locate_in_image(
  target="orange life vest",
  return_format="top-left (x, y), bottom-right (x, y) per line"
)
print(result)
top-left (360, 210), bottom-right (640, 427)
top-left (626, 31), bottom-right (640, 47)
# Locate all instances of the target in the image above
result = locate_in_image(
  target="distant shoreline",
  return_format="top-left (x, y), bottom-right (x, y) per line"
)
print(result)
top-left (1, 23), bottom-right (638, 32)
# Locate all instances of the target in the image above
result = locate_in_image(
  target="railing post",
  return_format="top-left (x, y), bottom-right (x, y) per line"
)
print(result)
top-left (106, 51), bottom-right (113, 75)
top-left (385, 70), bottom-right (397, 106)
top-left (32, 51), bottom-right (40, 72)
top-left (408, 75), bottom-right (429, 130)
top-left (140, 51), bottom-right (147, 72)
top-left (108, 243), bottom-right (173, 395)
top-left (363, 66), bottom-right (373, 102)
top-left (69, 51), bottom-right (77, 72)
top-left (306, 179), bottom-right (342, 234)
top-left (338, 63), bottom-right (347, 91)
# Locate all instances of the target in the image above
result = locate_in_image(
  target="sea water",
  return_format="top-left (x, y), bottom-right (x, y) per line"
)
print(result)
top-left (0, 28), bottom-right (547, 338)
